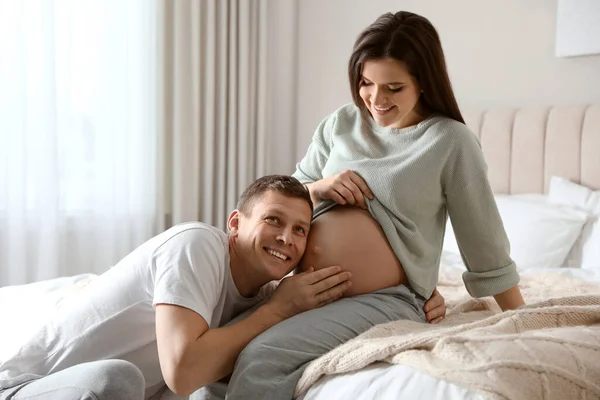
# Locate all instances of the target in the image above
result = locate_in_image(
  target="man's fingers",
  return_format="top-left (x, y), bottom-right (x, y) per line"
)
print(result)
top-left (430, 316), bottom-right (445, 324)
top-left (315, 280), bottom-right (352, 305)
top-left (311, 271), bottom-right (352, 295)
top-left (303, 266), bottom-right (343, 285)
top-left (348, 172), bottom-right (374, 200)
top-left (293, 266), bottom-right (314, 277)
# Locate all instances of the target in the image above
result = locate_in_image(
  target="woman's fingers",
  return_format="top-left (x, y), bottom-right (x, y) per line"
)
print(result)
top-left (348, 172), bottom-right (374, 200)
top-left (334, 184), bottom-right (356, 205)
top-left (426, 307), bottom-right (446, 322)
top-left (343, 181), bottom-right (367, 209)
top-left (318, 170), bottom-right (374, 208)
top-left (424, 288), bottom-right (446, 323)
top-left (326, 187), bottom-right (348, 205)
top-left (424, 288), bottom-right (444, 311)
top-left (424, 295), bottom-right (444, 313)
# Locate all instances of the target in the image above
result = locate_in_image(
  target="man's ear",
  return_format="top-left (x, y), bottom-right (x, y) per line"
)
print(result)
top-left (227, 209), bottom-right (241, 236)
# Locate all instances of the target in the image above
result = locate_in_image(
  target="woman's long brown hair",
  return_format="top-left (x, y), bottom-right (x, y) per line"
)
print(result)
top-left (349, 11), bottom-right (465, 124)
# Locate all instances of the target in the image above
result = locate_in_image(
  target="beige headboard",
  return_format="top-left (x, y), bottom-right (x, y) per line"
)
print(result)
top-left (463, 105), bottom-right (600, 194)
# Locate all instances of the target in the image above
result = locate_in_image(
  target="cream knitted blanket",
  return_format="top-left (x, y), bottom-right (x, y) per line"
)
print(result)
top-left (295, 269), bottom-right (600, 400)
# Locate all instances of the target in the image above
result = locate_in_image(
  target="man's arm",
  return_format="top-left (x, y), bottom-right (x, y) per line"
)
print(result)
top-left (156, 266), bottom-right (352, 396)
top-left (156, 302), bottom-right (283, 396)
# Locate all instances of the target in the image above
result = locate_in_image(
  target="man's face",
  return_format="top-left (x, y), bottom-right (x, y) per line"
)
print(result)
top-left (230, 190), bottom-right (312, 282)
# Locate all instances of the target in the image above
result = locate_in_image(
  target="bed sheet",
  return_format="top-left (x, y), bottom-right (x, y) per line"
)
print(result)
top-left (3, 266), bottom-right (600, 400)
top-left (0, 274), bottom-right (96, 363)
top-left (300, 362), bottom-right (486, 400)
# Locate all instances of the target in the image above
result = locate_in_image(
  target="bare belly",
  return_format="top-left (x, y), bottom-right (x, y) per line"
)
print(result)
top-left (298, 206), bottom-right (408, 296)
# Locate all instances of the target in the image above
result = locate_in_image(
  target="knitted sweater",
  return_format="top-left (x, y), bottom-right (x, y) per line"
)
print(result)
top-left (293, 104), bottom-right (519, 299)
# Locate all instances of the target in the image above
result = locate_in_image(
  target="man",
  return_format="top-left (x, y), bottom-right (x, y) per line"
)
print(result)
top-left (1, 175), bottom-right (445, 400)
top-left (0, 175), bottom-right (353, 399)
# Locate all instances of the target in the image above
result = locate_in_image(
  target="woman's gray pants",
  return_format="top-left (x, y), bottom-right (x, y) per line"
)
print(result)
top-left (200, 284), bottom-right (426, 400)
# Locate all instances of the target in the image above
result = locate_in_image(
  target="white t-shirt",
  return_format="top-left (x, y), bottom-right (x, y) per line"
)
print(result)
top-left (0, 222), bottom-right (274, 398)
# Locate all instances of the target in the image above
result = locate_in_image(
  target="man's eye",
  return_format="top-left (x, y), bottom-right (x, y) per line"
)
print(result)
top-left (295, 227), bottom-right (306, 235)
top-left (266, 216), bottom-right (279, 223)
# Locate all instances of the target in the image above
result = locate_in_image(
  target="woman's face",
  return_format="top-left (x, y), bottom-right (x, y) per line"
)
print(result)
top-left (359, 58), bottom-right (424, 129)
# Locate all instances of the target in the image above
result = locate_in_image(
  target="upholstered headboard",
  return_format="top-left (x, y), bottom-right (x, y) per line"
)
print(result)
top-left (463, 105), bottom-right (600, 194)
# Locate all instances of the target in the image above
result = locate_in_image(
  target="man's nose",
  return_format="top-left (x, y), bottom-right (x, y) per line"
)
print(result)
top-left (276, 229), bottom-right (293, 245)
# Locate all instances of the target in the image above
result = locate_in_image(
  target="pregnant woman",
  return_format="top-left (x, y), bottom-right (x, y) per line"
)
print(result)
top-left (216, 10), bottom-right (525, 400)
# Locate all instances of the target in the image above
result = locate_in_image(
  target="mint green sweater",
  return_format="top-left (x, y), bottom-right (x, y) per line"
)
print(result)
top-left (293, 104), bottom-right (519, 299)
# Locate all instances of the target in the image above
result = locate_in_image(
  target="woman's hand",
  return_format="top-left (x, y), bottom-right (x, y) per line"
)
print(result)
top-left (309, 170), bottom-right (374, 209)
top-left (424, 287), bottom-right (446, 324)
top-left (493, 285), bottom-right (525, 311)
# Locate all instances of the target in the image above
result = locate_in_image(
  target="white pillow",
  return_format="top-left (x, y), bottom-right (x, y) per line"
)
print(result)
top-left (443, 194), bottom-right (588, 270)
top-left (548, 176), bottom-right (600, 270)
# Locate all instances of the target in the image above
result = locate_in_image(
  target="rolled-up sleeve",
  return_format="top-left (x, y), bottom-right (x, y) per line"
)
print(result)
top-left (444, 131), bottom-right (520, 298)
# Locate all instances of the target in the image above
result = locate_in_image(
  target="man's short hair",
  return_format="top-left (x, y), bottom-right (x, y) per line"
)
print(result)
top-left (237, 175), bottom-right (313, 216)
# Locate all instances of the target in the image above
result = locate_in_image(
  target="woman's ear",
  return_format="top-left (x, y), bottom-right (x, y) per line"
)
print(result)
top-left (227, 209), bottom-right (241, 236)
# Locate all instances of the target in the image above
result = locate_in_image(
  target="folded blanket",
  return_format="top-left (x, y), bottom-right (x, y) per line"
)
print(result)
top-left (295, 271), bottom-right (600, 400)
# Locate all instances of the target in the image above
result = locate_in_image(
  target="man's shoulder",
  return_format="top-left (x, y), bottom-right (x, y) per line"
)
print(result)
top-left (156, 222), bottom-right (228, 255)
top-left (152, 222), bottom-right (230, 290)
top-left (163, 222), bottom-right (227, 241)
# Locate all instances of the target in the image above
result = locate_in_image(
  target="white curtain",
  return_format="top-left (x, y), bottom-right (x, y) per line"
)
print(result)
top-left (0, 0), bottom-right (158, 286)
top-left (158, 0), bottom-right (299, 231)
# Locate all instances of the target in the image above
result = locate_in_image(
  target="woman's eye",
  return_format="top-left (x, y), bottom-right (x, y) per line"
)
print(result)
top-left (360, 80), bottom-right (371, 86)
top-left (389, 87), bottom-right (403, 92)
top-left (295, 227), bottom-right (305, 235)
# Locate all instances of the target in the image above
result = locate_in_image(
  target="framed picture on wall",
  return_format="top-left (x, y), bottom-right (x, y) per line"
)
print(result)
top-left (556, 0), bottom-right (600, 57)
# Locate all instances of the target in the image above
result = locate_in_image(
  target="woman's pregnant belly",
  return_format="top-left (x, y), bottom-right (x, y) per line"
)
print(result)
top-left (298, 206), bottom-right (408, 297)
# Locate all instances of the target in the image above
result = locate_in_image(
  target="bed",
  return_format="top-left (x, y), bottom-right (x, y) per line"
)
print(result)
top-left (1, 105), bottom-right (600, 400)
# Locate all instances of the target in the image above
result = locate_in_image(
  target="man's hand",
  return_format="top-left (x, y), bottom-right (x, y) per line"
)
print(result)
top-left (267, 266), bottom-right (352, 320)
top-left (424, 287), bottom-right (446, 324)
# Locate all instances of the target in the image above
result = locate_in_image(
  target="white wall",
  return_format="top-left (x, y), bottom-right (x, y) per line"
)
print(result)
top-left (291, 0), bottom-right (600, 164)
